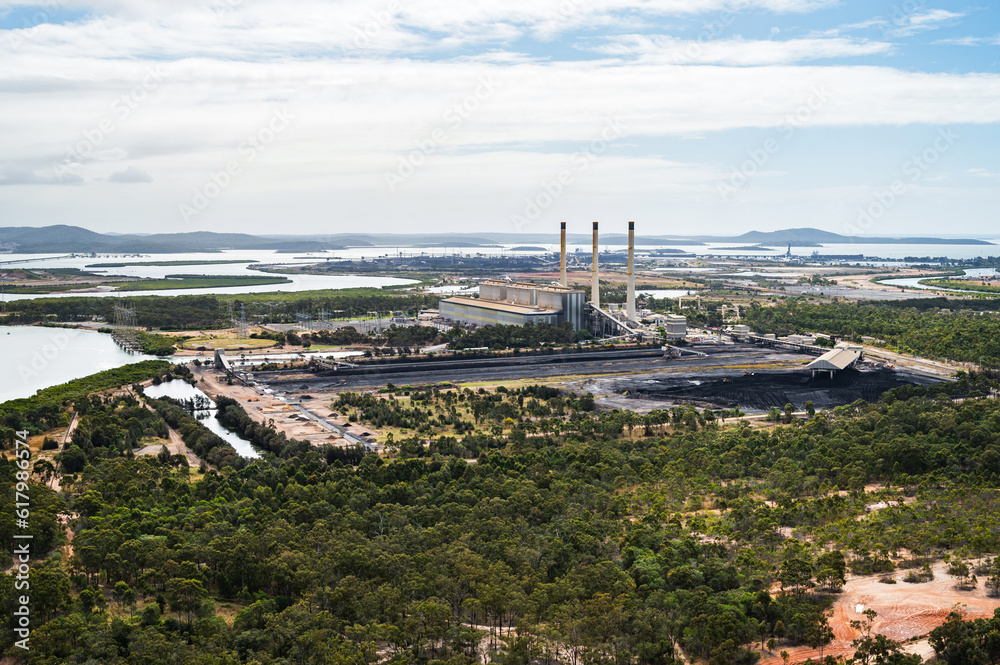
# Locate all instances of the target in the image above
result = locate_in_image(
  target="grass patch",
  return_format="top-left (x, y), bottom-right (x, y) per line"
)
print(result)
top-left (116, 275), bottom-right (291, 291)
top-left (181, 336), bottom-right (277, 350)
top-left (920, 278), bottom-right (1000, 293)
top-left (3, 284), bottom-right (91, 294)
top-left (2, 274), bottom-right (292, 295)
top-left (137, 331), bottom-right (181, 356)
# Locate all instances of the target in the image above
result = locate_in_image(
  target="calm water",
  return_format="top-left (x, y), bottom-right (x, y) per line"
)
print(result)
top-left (879, 269), bottom-right (998, 294)
top-left (0, 326), bottom-right (155, 404)
top-left (496, 241), bottom-right (1000, 261)
top-left (0, 250), bottom-right (416, 301)
top-left (143, 380), bottom-right (260, 458)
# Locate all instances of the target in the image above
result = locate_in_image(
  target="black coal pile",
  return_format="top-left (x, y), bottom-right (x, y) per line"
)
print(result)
top-left (622, 368), bottom-right (939, 412)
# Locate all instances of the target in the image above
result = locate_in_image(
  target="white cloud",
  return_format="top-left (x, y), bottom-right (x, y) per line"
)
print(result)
top-left (0, 0), bottom-right (850, 60)
top-left (936, 34), bottom-right (1000, 46)
top-left (0, 0), bottom-right (996, 235)
top-left (0, 163), bottom-right (83, 186)
top-left (840, 8), bottom-right (965, 38)
top-left (909, 9), bottom-right (963, 28)
top-left (589, 35), bottom-right (893, 64)
top-left (889, 9), bottom-right (963, 37)
top-left (108, 165), bottom-right (152, 183)
top-left (965, 168), bottom-right (1000, 179)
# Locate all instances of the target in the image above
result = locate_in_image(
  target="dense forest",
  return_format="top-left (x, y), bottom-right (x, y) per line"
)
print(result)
top-left (0, 289), bottom-right (439, 331)
top-left (257, 321), bottom-right (591, 353)
top-left (444, 322), bottom-right (589, 350)
top-left (743, 300), bottom-right (1000, 364)
top-left (2, 362), bottom-right (1000, 663)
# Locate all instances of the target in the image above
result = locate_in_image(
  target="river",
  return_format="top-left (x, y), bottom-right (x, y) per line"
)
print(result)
top-left (143, 380), bottom-right (261, 458)
top-left (878, 268), bottom-right (999, 294)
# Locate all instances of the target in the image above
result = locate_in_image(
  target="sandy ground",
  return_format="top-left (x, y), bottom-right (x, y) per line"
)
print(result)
top-left (194, 366), bottom-right (374, 448)
top-left (759, 562), bottom-right (1000, 665)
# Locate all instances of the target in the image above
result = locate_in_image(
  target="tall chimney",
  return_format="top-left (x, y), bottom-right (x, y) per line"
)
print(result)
top-left (559, 222), bottom-right (567, 287)
top-left (591, 222), bottom-right (600, 310)
top-left (626, 221), bottom-right (636, 321)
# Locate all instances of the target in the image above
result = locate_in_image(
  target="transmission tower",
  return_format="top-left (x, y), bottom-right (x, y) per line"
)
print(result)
top-left (112, 302), bottom-right (140, 352)
top-left (236, 303), bottom-right (250, 339)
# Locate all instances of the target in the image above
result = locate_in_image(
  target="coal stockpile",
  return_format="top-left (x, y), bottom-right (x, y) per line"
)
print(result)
top-left (622, 368), bottom-right (940, 412)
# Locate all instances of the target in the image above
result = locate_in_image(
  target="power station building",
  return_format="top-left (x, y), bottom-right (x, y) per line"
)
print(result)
top-left (662, 314), bottom-right (687, 339)
top-left (440, 280), bottom-right (587, 331)
top-left (439, 220), bottom-right (642, 335)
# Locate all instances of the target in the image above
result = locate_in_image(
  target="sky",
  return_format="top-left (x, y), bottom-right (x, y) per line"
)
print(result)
top-left (1, 0), bottom-right (999, 239)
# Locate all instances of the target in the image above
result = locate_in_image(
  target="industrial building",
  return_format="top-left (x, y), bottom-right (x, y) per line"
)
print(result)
top-left (806, 342), bottom-right (864, 378)
top-left (439, 220), bottom-right (644, 335)
top-left (440, 279), bottom-right (587, 330)
top-left (662, 314), bottom-right (687, 339)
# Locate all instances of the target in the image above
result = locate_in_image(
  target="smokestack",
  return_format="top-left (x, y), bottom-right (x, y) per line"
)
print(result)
top-left (560, 222), bottom-right (567, 287)
top-left (591, 221), bottom-right (600, 310)
top-left (627, 221), bottom-right (636, 321)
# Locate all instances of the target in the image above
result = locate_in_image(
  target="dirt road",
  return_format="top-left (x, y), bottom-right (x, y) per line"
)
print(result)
top-left (131, 387), bottom-right (207, 468)
top-left (863, 346), bottom-right (965, 379)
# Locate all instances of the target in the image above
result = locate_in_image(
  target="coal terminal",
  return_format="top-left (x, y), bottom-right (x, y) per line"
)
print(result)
top-left (245, 342), bottom-right (945, 414)
top-left (608, 367), bottom-right (942, 413)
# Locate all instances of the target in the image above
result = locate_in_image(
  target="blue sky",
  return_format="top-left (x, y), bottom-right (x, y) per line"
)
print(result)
top-left (0, 0), bottom-right (998, 238)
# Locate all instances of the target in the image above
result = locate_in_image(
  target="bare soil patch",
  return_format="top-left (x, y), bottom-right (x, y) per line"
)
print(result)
top-left (759, 562), bottom-right (1000, 665)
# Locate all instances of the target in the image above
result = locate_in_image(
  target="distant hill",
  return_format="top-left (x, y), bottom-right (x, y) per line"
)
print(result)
top-left (0, 225), bottom-right (991, 253)
top-left (718, 228), bottom-right (993, 246)
top-left (0, 227), bottom-right (354, 253)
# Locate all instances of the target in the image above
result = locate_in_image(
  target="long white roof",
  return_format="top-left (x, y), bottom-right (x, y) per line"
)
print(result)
top-left (807, 343), bottom-right (863, 371)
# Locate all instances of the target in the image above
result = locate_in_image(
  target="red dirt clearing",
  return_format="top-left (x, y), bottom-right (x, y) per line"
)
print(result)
top-left (758, 562), bottom-right (1000, 665)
